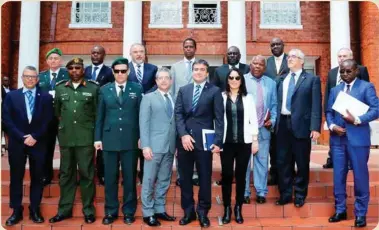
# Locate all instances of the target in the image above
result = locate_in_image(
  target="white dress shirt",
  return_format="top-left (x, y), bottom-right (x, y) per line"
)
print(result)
top-left (158, 89), bottom-right (174, 110)
top-left (336, 67), bottom-right (342, 86)
top-left (281, 69), bottom-right (302, 115)
top-left (50, 68), bottom-right (60, 82)
top-left (115, 82), bottom-right (127, 95)
top-left (92, 63), bottom-right (104, 79)
top-left (193, 81), bottom-right (206, 96)
top-left (275, 53), bottom-right (285, 74)
top-left (184, 57), bottom-right (195, 69)
top-left (132, 62), bottom-right (144, 78)
top-left (229, 63), bottom-right (240, 69)
top-left (23, 87), bottom-right (37, 123)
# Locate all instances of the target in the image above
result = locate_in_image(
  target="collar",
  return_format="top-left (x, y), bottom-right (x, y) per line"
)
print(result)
top-left (344, 78), bottom-right (357, 88)
top-left (92, 63), bottom-right (104, 70)
top-left (184, 57), bottom-right (195, 63)
top-left (115, 81), bottom-right (127, 89)
top-left (194, 81), bottom-right (206, 89)
top-left (133, 62), bottom-right (144, 68)
top-left (157, 89), bottom-right (170, 97)
top-left (229, 63), bottom-right (240, 69)
top-left (50, 68), bottom-right (60, 75)
top-left (65, 79), bottom-right (86, 87)
top-left (23, 87), bottom-right (36, 94)
top-left (251, 74), bottom-right (264, 82)
top-left (289, 69), bottom-right (303, 77)
top-left (275, 53), bottom-right (285, 61)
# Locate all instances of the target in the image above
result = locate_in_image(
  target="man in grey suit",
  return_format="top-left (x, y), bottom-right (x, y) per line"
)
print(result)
top-left (139, 67), bottom-right (176, 227)
top-left (170, 38), bottom-right (199, 186)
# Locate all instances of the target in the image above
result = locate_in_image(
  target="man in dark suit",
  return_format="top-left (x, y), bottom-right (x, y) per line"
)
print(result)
top-left (95, 57), bottom-right (143, 225)
top-left (323, 47), bottom-right (370, 169)
top-left (38, 48), bottom-right (70, 185)
top-left (3, 66), bottom-right (53, 226)
top-left (2, 75), bottom-right (14, 155)
top-left (275, 49), bottom-right (322, 207)
top-left (175, 59), bottom-right (224, 227)
top-left (127, 43), bottom-right (158, 183)
top-left (84, 45), bottom-right (115, 185)
top-left (326, 59), bottom-right (379, 228)
top-left (211, 46), bottom-right (250, 91)
top-left (264, 38), bottom-right (290, 186)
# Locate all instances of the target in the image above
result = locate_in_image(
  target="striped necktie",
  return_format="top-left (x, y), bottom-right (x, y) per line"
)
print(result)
top-left (26, 90), bottom-right (35, 115)
top-left (286, 73), bottom-right (296, 111)
top-left (92, 66), bottom-right (99, 80)
top-left (137, 64), bottom-right (143, 84)
top-left (192, 85), bottom-right (201, 112)
top-left (187, 61), bottom-right (192, 81)
top-left (51, 73), bottom-right (57, 90)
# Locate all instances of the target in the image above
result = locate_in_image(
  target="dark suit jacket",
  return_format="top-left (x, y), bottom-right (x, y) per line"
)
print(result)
top-left (211, 63), bottom-right (250, 91)
top-left (175, 82), bottom-right (224, 150)
top-left (276, 70), bottom-right (322, 138)
top-left (85, 64), bottom-right (114, 87)
top-left (2, 88), bottom-right (53, 151)
top-left (128, 62), bottom-right (158, 94)
top-left (323, 65), bottom-right (370, 112)
top-left (264, 54), bottom-right (289, 80)
top-left (326, 79), bottom-right (379, 147)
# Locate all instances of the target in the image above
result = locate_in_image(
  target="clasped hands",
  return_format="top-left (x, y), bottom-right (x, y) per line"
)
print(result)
top-left (23, 134), bottom-right (37, 146)
top-left (181, 135), bottom-right (220, 154)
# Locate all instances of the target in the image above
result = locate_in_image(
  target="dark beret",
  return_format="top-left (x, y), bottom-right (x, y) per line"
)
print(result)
top-left (46, 48), bottom-right (62, 59)
top-left (66, 57), bottom-right (84, 68)
top-left (111, 57), bottom-right (129, 69)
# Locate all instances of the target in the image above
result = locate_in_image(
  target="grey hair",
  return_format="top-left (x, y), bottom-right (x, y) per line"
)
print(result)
top-left (288, 48), bottom-right (305, 60)
top-left (130, 43), bottom-right (146, 52)
top-left (338, 47), bottom-right (353, 57)
top-left (250, 55), bottom-right (267, 65)
top-left (155, 67), bottom-right (172, 79)
top-left (23, 65), bottom-right (38, 73)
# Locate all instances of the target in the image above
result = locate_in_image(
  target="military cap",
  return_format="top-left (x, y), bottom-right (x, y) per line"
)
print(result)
top-left (111, 57), bottom-right (129, 69)
top-left (46, 48), bottom-right (63, 59)
top-left (66, 57), bottom-right (84, 68)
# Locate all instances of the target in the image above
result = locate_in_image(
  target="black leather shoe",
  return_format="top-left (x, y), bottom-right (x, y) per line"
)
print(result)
top-left (355, 216), bottom-right (366, 228)
top-left (222, 206), bottom-right (232, 224)
top-left (243, 196), bottom-right (250, 204)
top-left (123, 215), bottom-right (135, 225)
top-left (234, 205), bottom-right (243, 224)
top-left (322, 157), bottom-right (333, 169)
top-left (102, 214), bottom-right (117, 225)
top-left (275, 197), bottom-right (292, 205)
top-left (179, 212), bottom-right (196, 225)
top-left (215, 180), bottom-right (223, 186)
top-left (5, 209), bottom-right (23, 226)
top-left (29, 208), bottom-right (44, 223)
top-left (294, 197), bottom-right (305, 208)
top-left (192, 178), bottom-right (199, 186)
top-left (155, 212), bottom-right (176, 221)
top-left (256, 196), bottom-right (266, 204)
top-left (98, 176), bottom-right (105, 186)
top-left (328, 212), bottom-right (347, 223)
top-left (198, 215), bottom-right (210, 228)
top-left (84, 214), bottom-right (96, 224)
top-left (49, 214), bottom-right (72, 223)
top-left (143, 216), bottom-right (161, 226)
top-left (267, 177), bottom-right (278, 186)
top-left (42, 177), bottom-right (52, 186)
top-left (176, 180), bottom-right (181, 186)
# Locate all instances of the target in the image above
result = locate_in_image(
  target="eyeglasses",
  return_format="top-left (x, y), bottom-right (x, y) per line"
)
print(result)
top-left (22, 75), bottom-right (38, 79)
top-left (67, 66), bottom-right (82, 70)
top-left (339, 69), bottom-right (354, 74)
top-left (113, 69), bottom-right (128, 74)
top-left (228, 76), bottom-right (241, 81)
top-left (287, 55), bottom-right (301, 60)
top-left (156, 76), bottom-right (171, 81)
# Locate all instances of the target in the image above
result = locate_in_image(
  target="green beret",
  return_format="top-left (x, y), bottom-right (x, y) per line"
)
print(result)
top-left (111, 57), bottom-right (129, 69)
top-left (66, 57), bottom-right (84, 68)
top-left (46, 48), bottom-right (63, 59)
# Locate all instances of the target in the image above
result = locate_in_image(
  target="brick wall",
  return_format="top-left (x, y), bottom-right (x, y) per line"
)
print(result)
top-left (1, 2), bottom-right (13, 79)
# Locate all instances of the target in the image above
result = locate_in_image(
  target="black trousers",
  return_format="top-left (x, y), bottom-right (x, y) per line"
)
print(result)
top-left (96, 150), bottom-right (104, 179)
top-left (44, 116), bottom-right (58, 181)
top-left (221, 143), bottom-right (251, 206)
top-left (138, 149), bottom-right (144, 182)
top-left (276, 115), bottom-right (311, 199)
top-left (268, 133), bottom-right (277, 179)
top-left (177, 148), bottom-right (212, 216)
top-left (9, 144), bottom-right (45, 210)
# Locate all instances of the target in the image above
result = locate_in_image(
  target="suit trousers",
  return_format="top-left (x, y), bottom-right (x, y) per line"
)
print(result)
top-left (103, 150), bottom-right (138, 216)
top-left (331, 137), bottom-right (370, 217)
top-left (138, 149), bottom-right (144, 182)
top-left (141, 151), bottom-right (174, 217)
top-left (221, 143), bottom-right (251, 206)
top-left (96, 149), bottom-right (104, 179)
top-left (44, 116), bottom-right (58, 181)
top-left (8, 144), bottom-right (45, 211)
top-left (58, 146), bottom-right (95, 216)
top-left (276, 115), bottom-right (311, 199)
top-left (178, 148), bottom-right (212, 216)
top-left (268, 132), bottom-right (277, 178)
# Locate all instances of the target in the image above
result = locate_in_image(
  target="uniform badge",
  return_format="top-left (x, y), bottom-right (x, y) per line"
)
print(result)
top-left (82, 92), bottom-right (92, 96)
top-left (129, 92), bottom-right (137, 99)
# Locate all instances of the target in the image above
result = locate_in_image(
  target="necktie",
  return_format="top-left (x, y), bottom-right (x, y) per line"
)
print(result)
top-left (51, 73), bottom-right (57, 90)
top-left (26, 90), bottom-right (34, 115)
top-left (256, 79), bottom-right (265, 127)
top-left (346, 84), bottom-right (351, 94)
top-left (286, 73), bottom-right (296, 111)
top-left (137, 64), bottom-right (143, 84)
top-left (164, 93), bottom-right (173, 118)
top-left (192, 85), bottom-right (201, 112)
top-left (118, 85), bottom-right (124, 104)
top-left (187, 61), bottom-right (192, 81)
top-left (92, 66), bottom-right (99, 80)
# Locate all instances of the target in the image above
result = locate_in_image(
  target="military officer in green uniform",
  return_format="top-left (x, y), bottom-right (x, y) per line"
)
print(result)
top-left (94, 57), bottom-right (143, 225)
top-left (39, 48), bottom-right (70, 185)
top-left (49, 58), bottom-right (99, 224)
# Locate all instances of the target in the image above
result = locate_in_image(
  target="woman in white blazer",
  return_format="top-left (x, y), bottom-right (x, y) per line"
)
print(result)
top-left (220, 67), bottom-right (259, 224)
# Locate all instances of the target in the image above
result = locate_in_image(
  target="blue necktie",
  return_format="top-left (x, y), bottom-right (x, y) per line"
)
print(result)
top-left (286, 73), bottom-right (296, 111)
top-left (137, 64), bottom-right (143, 84)
top-left (51, 73), bottom-right (57, 90)
top-left (187, 61), bottom-right (192, 81)
top-left (164, 93), bottom-right (173, 118)
top-left (26, 90), bottom-right (35, 115)
top-left (92, 66), bottom-right (99, 80)
top-left (346, 84), bottom-right (351, 94)
top-left (192, 85), bottom-right (201, 112)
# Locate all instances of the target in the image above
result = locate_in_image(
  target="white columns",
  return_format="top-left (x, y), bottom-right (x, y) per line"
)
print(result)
top-left (228, 1), bottom-right (247, 63)
top-left (18, 2), bottom-right (40, 88)
top-left (330, 2), bottom-right (350, 68)
top-left (123, 1), bottom-right (142, 60)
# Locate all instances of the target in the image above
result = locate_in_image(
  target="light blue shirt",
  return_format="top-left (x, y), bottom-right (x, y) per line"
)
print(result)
top-left (193, 81), bottom-right (206, 97)
top-left (23, 87), bottom-right (36, 123)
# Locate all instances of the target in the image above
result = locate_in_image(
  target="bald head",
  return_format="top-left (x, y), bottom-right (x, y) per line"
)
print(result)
top-left (270, 37), bottom-right (284, 57)
top-left (91, 45), bottom-right (106, 65)
top-left (250, 55), bottom-right (266, 78)
top-left (227, 46), bottom-right (241, 65)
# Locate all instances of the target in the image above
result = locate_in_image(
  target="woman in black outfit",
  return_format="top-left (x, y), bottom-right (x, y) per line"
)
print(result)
top-left (220, 67), bottom-right (259, 224)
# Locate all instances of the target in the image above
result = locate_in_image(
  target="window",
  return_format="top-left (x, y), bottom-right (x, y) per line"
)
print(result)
top-left (69, 2), bottom-right (112, 28)
top-left (188, 2), bottom-right (222, 29)
top-left (149, 2), bottom-right (183, 28)
top-left (260, 1), bottom-right (303, 29)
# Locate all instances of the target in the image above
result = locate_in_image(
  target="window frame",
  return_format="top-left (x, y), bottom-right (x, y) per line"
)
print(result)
top-left (187, 1), bottom-right (222, 29)
top-left (259, 1), bottom-right (303, 30)
top-left (149, 1), bottom-right (184, 29)
top-left (69, 1), bottom-right (113, 29)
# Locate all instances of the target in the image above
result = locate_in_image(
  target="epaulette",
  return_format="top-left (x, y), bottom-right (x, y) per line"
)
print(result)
top-left (56, 79), bottom-right (68, 86)
top-left (39, 70), bottom-right (48, 75)
top-left (88, 79), bottom-right (99, 85)
top-left (100, 82), bottom-right (111, 88)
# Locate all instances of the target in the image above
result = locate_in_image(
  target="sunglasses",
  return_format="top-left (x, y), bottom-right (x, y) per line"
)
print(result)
top-left (228, 76), bottom-right (241, 81)
top-left (67, 66), bottom-right (82, 70)
top-left (113, 69), bottom-right (128, 74)
top-left (339, 70), bottom-right (353, 74)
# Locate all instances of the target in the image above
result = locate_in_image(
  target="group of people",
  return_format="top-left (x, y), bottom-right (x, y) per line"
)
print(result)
top-left (2, 37), bottom-right (379, 229)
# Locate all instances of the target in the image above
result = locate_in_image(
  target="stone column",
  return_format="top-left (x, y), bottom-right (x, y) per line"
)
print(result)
top-left (123, 1), bottom-right (142, 59)
top-left (228, 1), bottom-right (247, 63)
top-left (330, 2), bottom-right (350, 68)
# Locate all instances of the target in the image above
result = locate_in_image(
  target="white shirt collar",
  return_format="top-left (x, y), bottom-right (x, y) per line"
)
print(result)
top-left (133, 62), bottom-right (144, 68)
top-left (92, 63), bottom-right (104, 70)
top-left (344, 78), bottom-right (357, 88)
top-left (290, 69), bottom-right (303, 78)
top-left (184, 57), bottom-right (195, 63)
top-left (23, 87), bottom-right (36, 94)
top-left (115, 82), bottom-right (126, 89)
top-left (275, 53), bottom-right (285, 61)
top-left (50, 68), bottom-right (60, 75)
top-left (194, 81), bottom-right (206, 89)
top-left (229, 63), bottom-right (240, 69)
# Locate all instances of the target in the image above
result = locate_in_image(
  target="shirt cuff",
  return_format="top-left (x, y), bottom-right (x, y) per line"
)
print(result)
top-left (329, 124), bottom-right (336, 131)
top-left (94, 141), bottom-right (102, 145)
top-left (354, 117), bottom-right (361, 125)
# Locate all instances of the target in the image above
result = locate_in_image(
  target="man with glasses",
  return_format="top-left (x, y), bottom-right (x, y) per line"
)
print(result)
top-left (49, 58), bottom-right (99, 224)
top-left (275, 49), bottom-right (321, 208)
top-left (95, 57), bottom-right (143, 225)
top-left (38, 48), bottom-right (69, 185)
top-left (3, 66), bottom-right (53, 226)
